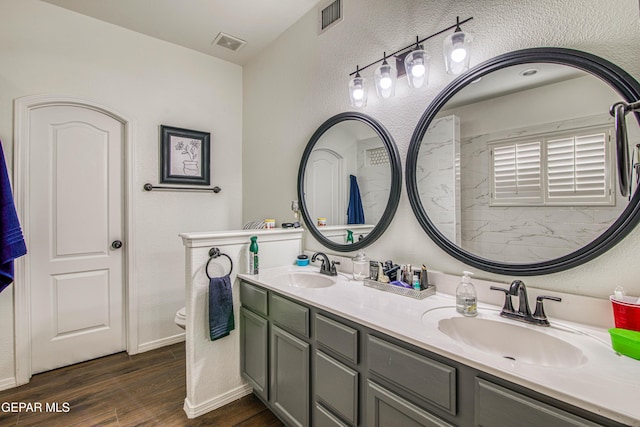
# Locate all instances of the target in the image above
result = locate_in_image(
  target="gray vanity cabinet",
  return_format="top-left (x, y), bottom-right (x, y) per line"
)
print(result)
top-left (271, 324), bottom-right (310, 427)
top-left (314, 313), bottom-right (360, 426)
top-left (366, 380), bottom-right (454, 427)
top-left (239, 307), bottom-right (268, 400)
top-left (239, 281), bottom-right (626, 427)
top-left (474, 379), bottom-right (602, 427)
top-left (239, 281), bottom-right (269, 401)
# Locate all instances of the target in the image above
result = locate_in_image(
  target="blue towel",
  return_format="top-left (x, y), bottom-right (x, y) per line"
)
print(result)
top-left (347, 174), bottom-right (365, 224)
top-left (209, 274), bottom-right (235, 341)
top-left (0, 141), bottom-right (27, 293)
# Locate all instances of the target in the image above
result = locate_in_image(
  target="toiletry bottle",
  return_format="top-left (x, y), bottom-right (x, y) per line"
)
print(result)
top-left (456, 271), bottom-right (477, 317)
top-left (352, 250), bottom-right (369, 281)
top-left (412, 274), bottom-right (421, 291)
top-left (249, 236), bottom-right (259, 275)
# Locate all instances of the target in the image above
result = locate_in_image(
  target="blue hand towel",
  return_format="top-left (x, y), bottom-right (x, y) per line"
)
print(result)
top-left (347, 174), bottom-right (365, 224)
top-left (209, 274), bottom-right (235, 341)
top-left (0, 140), bottom-right (27, 293)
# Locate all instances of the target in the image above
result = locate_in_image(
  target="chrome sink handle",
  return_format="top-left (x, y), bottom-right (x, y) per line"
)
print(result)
top-left (490, 286), bottom-right (515, 314)
top-left (531, 295), bottom-right (562, 326)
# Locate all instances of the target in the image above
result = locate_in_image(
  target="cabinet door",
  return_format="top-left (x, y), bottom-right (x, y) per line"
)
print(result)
top-left (367, 381), bottom-right (454, 427)
top-left (315, 350), bottom-right (358, 425)
top-left (271, 324), bottom-right (310, 427)
top-left (475, 379), bottom-right (602, 427)
top-left (240, 307), bottom-right (269, 400)
top-left (316, 403), bottom-right (350, 427)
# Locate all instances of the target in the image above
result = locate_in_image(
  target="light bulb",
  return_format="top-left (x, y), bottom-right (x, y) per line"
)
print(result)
top-left (348, 73), bottom-right (367, 107)
top-left (374, 59), bottom-right (396, 99)
top-left (379, 76), bottom-right (392, 89)
top-left (443, 29), bottom-right (472, 75)
top-left (451, 46), bottom-right (467, 62)
top-left (404, 49), bottom-right (429, 89)
top-left (411, 63), bottom-right (426, 78)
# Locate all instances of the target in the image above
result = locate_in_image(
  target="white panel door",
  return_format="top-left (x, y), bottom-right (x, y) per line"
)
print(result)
top-left (305, 148), bottom-right (344, 226)
top-left (28, 105), bottom-right (125, 374)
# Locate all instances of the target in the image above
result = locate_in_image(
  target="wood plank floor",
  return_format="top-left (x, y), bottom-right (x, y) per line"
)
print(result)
top-left (0, 342), bottom-right (284, 426)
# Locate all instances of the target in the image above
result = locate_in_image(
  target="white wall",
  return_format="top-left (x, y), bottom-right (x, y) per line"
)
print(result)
top-left (0, 0), bottom-right (242, 384)
top-left (243, 0), bottom-right (640, 298)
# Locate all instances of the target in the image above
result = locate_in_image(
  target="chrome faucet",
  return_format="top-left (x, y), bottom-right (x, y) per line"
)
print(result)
top-left (491, 280), bottom-right (561, 326)
top-left (311, 252), bottom-right (340, 276)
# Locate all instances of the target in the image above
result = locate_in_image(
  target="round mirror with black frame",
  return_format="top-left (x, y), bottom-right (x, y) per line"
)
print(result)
top-left (406, 47), bottom-right (640, 275)
top-left (298, 112), bottom-right (402, 252)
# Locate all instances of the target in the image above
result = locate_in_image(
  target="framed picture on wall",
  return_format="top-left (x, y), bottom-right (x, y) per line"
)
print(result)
top-left (160, 125), bottom-right (211, 186)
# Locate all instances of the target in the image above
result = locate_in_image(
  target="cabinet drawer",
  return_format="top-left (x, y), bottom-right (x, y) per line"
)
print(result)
top-left (315, 351), bottom-right (358, 425)
top-left (240, 281), bottom-right (268, 317)
top-left (315, 403), bottom-right (350, 427)
top-left (474, 379), bottom-right (601, 427)
top-left (315, 313), bottom-right (359, 364)
top-left (270, 293), bottom-right (310, 337)
top-left (367, 335), bottom-right (456, 415)
top-left (366, 380), bottom-right (455, 427)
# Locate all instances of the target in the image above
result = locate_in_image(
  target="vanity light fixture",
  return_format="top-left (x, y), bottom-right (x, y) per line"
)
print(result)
top-left (347, 16), bottom-right (473, 106)
top-left (374, 53), bottom-right (397, 98)
top-left (443, 16), bottom-right (473, 75)
top-left (404, 39), bottom-right (430, 88)
top-left (348, 65), bottom-right (367, 107)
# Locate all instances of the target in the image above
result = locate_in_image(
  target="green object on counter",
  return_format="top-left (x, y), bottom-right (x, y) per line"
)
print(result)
top-left (609, 328), bottom-right (640, 360)
top-left (249, 236), bottom-right (259, 274)
top-left (346, 229), bottom-right (354, 244)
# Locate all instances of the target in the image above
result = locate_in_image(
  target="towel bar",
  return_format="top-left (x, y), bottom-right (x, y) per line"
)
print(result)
top-left (143, 183), bottom-right (221, 193)
top-left (206, 248), bottom-right (233, 279)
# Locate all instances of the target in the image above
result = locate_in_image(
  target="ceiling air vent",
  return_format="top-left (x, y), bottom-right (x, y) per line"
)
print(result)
top-left (318, 0), bottom-right (342, 34)
top-left (212, 32), bottom-right (246, 52)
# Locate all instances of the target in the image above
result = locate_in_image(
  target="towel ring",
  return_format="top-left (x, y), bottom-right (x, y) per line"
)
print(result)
top-left (205, 247), bottom-right (233, 279)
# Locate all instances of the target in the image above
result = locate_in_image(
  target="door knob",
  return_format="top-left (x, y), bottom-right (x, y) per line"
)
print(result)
top-left (111, 240), bottom-right (123, 249)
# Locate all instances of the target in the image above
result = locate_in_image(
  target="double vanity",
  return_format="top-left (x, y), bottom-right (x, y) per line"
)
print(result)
top-left (238, 264), bottom-right (640, 427)
top-left (182, 46), bottom-right (640, 425)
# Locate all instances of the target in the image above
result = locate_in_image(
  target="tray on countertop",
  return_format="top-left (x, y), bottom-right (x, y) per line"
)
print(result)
top-left (363, 278), bottom-right (435, 300)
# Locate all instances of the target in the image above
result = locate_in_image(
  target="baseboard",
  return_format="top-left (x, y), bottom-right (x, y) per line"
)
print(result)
top-left (136, 332), bottom-right (185, 354)
top-left (0, 377), bottom-right (17, 392)
top-left (183, 384), bottom-right (253, 419)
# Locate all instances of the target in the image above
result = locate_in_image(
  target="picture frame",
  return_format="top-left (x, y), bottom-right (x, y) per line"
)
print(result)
top-left (160, 125), bottom-right (211, 186)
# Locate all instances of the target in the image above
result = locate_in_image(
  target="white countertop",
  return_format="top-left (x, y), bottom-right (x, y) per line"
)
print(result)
top-left (238, 265), bottom-right (640, 426)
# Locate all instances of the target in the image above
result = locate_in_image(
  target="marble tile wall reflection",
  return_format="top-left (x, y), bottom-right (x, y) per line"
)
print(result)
top-left (418, 115), bottom-right (461, 245)
top-left (459, 115), bottom-right (626, 263)
top-left (357, 137), bottom-right (392, 226)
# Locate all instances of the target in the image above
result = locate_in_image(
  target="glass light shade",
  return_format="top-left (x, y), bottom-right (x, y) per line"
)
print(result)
top-left (348, 74), bottom-right (367, 107)
top-left (404, 49), bottom-right (430, 88)
top-left (443, 30), bottom-right (472, 75)
top-left (374, 60), bottom-right (397, 98)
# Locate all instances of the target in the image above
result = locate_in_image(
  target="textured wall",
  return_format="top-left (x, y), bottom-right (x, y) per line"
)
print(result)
top-left (243, 0), bottom-right (640, 298)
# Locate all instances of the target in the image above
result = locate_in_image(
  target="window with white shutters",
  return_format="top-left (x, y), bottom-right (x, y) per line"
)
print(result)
top-left (490, 126), bottom-right (614, 206)
top-left (491, 141), bottom-right (542, 205)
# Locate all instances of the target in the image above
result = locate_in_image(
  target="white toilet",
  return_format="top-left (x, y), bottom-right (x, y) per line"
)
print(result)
top-left (174, 307), bottom-right (186, 330)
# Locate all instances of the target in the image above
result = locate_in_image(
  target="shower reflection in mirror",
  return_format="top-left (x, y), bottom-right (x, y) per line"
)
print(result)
top-left (416, 63), bottom-right (639, 264)
top-left (304, 120), bottom-right (390, 245)
top-left (610, 100), bottom-right (640, 198)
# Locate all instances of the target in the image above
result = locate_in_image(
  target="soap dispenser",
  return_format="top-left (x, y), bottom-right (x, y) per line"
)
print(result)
top-left (352, 250), bottom-right (369, 281)
top-left (456, 271), bottom-right (477, 317)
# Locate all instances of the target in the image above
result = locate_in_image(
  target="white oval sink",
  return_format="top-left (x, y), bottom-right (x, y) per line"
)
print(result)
top-left (273, 272), bottom-right (336, 288)
top-left (437, 316), bottom-right (587, 369)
